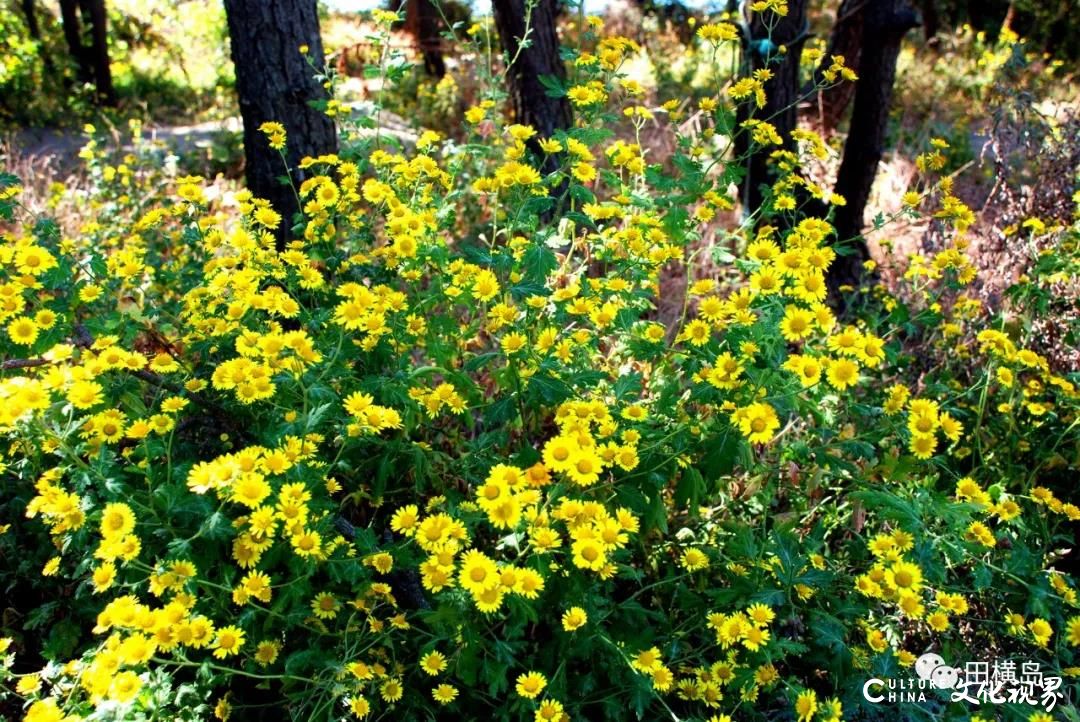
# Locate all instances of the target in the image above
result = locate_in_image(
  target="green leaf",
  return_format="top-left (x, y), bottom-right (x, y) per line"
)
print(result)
top-left (613, 372), bottom-right (642, 402)
top-left (848, 489), bottom-right (922, 530)
top-left (809, 611), bottom-right (848, 652)
top-left (569, 184), bottom-right (596, 205)
top-left (522, 243), bottom-right (557, 283)
top-left (527, 372), bottom-right (571, 405)
top-left (674, 467), bottom-right (705, 512)
top-left (537, 73), bottom-right (566, 98)
top-left (699, 429), bottom-right (743, 481)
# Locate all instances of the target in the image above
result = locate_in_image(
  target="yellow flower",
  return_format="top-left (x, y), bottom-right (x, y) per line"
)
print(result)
top-left (7, 317), bottom-right (38, 346)
top-left (732, 402), bottom-right (780, 444)
top-left (794, 689), bottom-right (818, 722)
top-left (501, 332), bottom-right (527, 354)
top-left (14, 245), bottom-right (57, 275)
top-left (515, 670), bottom-right (547, 698)
top-left (825, 357), bottom-right (859, 390)
top-left (311, 592), bottom-right (340, 619)
top-left (420, 650), bottom-right (447, 675)
top-left (109, 670), bottom-right (142, 703)
top-left (212, 625), bottom-right (245, 658)
top-left (432, 683), bottom-right (458, 704)
top-left (539, 138), bottom-right (563, 153)
top-left (253, 206), bottom-right (281, 229)
top-left (79, 284), bottom-right (104, 303)
top-left (535, 699), bottom-right (565, 721)
top-left (572, 162), bottom-right (597, 183)
top-left (259, 122), bottom-right (286, 150)
top-left (100, 502), bottom-right (136, 539)
top-left (697, 22), bottom-right (738, 43)
top-left (885, 561), bottom-right (923, 592)
top-left (681, 319), bottom-right (712, 346)
top-left (780, 306), bottom-right (815, 341)
top-left (255, 640), bottom-right (280, 665)
top-left (349, 695), bottom-right (371, 717)
top-left (680, 548), bottom-right (709, 571)
top-left (562, 606), bottom-right (587, 631)
top-left (380, 678), bottom-right (403, 702)
top-left (92, 561), bottom-right (117, 592)
top-left (1065, 616), bottom-right (1080, 647)
top-left (459, 550), bottom-right (499, 594)
top-left (571, 537), bottom-right (607, 570)
top-left (1028, 618), bottom-right (1052, 646)
top-left (390, 505), bottom-right (419, 533)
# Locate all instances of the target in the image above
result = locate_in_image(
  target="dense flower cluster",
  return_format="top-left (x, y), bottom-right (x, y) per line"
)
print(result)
top-left (1, 6), bottom-right (1078, 722)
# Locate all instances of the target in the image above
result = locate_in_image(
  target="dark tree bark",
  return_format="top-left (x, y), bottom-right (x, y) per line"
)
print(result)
top-left (20, 0), bottom-right (55, 74)
top-left (920, 0), bottom-right (939, 42)
top-left (492, 0), bottom-right (572, 144)
top-left (405, 0), bottom-right (446, 78)
top-left (83, 0), bottom-right (115, 105)
top-left (827, 0), bottom-right (918, 308)
top-left (810, 0), bottom-right (865, 132)
top-left (492, 0), bottom-right (572, 220)
top-left (735, 0), bottom-right (811, 217)
top-left (222, 0), bottom-right (338, 251)
top-left (57, 0), bottom-right (115, 104)
top-left (58, 0), bottom-right (92, 84)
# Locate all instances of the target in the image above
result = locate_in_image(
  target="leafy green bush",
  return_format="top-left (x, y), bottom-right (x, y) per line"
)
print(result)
top-left (1, 7), bottom-right (1078, 722)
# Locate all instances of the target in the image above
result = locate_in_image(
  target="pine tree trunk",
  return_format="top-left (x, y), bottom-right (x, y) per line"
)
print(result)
top-left (735, 0), bottom-right (811, 217)
top-left (492, 0), bottom-right (572, 144)
top-left (920, 0), bottom-right (939, 42)
top-left (827, 0), bottom-right (918, 309)
top-left (222, 0), bottom-right (338, 251)
top-left (83, 0), bottom-right (115, 105)
top-left (58, 0), bottom-right (93, 84)
top-left (58, 0), bottom-right (115, 103)
top-left (811, 0), bottom-right (864, 132)
top-left (407, 0), bottom-right (446, 78)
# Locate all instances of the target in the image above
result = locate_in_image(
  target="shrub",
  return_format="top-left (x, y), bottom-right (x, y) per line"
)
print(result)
top-left (1, 9), bottom-right (1078, 722)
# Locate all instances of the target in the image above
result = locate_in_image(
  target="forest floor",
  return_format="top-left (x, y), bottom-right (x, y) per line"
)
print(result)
top-left (5, 118), bottom-right (245, 178)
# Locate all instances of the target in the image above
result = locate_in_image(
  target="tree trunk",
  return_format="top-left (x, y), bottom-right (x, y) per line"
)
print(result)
top-left (827, 0), bottom-right (918, 309)
top-left (492, 0), bottom-right (572, 144)
top-left (1000, 2), bottom-right (1016, 35)
top-left (222, 0), bottom-right (338, 251)
top-left (406, 0), bottom-right (446, 78)
top-left (82, 0), bottom-right (115, 105)
top-left (920, 0), bottom-right (939, 42)
top-left (20, 0), bottom-right (55, 74)
top-left (58, 0), bottom-right (93, 84)
top-left (735, 0), bottom-right (811, 218)
top-left (811, 0), bottom-right (865, 133)
top-left (58, 0), bottom-right (114, 103)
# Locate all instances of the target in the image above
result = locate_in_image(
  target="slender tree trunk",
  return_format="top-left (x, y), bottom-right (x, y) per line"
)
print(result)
top-left (20, 0), bottom-right (55, 73)
top-left (491, 0), bottom-right (572, 221)
top-left (58, 0), bottom-right (93, 84)
top-left (222, 0), bottom-right (338, 251)
top-left (811, 0), bottom-right (864, 133)
top-left (58, 0), bottom-right (114, 103)
top-left (920, 0), bottom-right (939, 42)
top-left (735, 0), bottom-right (811, 217)
top-left (406, 0), bottom-right (446, 78)
top-left (492, 0), bottom-right (572, 144)
top-left (83, 0), bottom-right (115, 105)
top-left (1000, 2), bottom-right (1016, 35)
top-left (827, 0), bottom-right (918, 309)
